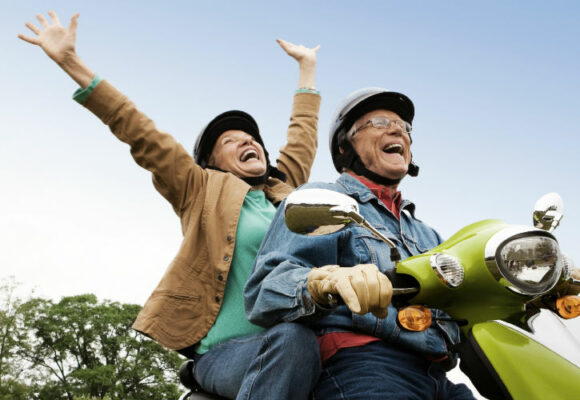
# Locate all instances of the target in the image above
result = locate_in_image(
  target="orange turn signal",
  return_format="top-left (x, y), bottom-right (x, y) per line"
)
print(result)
top-left (398, 305), bottom-right (432, 331)
top-left (556, 295), bottom-right (580, 319)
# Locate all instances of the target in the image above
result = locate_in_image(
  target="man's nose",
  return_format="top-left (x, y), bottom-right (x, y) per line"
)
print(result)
top-left (386, 125), bottom-right (404, 136)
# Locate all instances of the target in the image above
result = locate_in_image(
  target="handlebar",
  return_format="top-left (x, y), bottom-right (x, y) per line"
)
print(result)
top-left (326, 269), bottom-right (420, 306)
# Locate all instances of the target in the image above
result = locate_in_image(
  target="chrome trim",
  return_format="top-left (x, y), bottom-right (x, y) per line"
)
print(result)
top-left (392, 287), bottom-right (420, 295)
top-left (496, 310), bottom-right (580, 369)
top-left (178, 391), bottom-right (192, 400)
top-left (484, 226), bottom-right (558, 294)
top-left (484, 225), bottom-right (549, 260)
top-left (562, 254), bottom-right (575, 280)
top-left (503, 285), bottom-right (528, 295)
top-left (430, 253), bottom-right (464, 288)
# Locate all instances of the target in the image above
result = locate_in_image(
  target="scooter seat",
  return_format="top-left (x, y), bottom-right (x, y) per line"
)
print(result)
top-left (178, 360), bottom-right (228, 400)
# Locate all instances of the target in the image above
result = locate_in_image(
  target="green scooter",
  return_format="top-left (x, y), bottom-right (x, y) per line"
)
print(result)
top-left (283, 189), bottom-right (580, 400)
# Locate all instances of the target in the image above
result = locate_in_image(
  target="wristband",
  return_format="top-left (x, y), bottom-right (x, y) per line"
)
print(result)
top-left (295, 87), bottom-right (320, 95)
top-left (73, 74), bottom-right (102, 104)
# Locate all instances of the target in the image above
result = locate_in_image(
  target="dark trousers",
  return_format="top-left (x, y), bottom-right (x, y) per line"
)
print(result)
top-left (313, 341), bottom-right (476, 400)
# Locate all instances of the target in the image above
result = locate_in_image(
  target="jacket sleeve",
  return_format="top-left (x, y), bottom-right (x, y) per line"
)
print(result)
top-left (80, 80), bottom-right (204, 216)
top-left (243, 199), bottom-right (339, 327)
top-left (275, 92), bottom-right (320, 188)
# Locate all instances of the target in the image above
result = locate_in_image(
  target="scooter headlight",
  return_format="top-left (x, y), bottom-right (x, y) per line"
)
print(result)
top-left (485, 226), bottom-right (563, 295)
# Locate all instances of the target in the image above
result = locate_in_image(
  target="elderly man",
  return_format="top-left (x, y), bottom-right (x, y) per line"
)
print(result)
top-left (244, 88), bottom-right (476, 399)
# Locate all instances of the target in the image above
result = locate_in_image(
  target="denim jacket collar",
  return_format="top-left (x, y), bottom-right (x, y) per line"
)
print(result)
top-left (336, 173), bottom-right (417, 218)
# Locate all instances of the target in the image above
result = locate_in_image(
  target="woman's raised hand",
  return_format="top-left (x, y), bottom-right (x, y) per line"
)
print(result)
top-left (276, 39), bottom-right (320, 67)
top-left (277, 39), bottom-right (320, 90)
top-left (19, 11), bottom-right (79, 65)
top-left (18, 11), bottom-right (94, 88)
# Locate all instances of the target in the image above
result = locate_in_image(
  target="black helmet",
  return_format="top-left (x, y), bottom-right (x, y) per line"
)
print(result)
top-left (328, 87), bottom-right (415, 174)
top-left (193, 110), bottom-right (286, 185)
top-left (194, 110), bottom-right (263, 168)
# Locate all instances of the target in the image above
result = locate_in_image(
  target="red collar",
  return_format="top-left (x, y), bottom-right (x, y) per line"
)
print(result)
top-left (348, 172), bottom-right (402, 220)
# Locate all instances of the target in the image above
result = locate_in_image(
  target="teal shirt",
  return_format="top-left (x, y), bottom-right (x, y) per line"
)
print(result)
top-left (196, 190), bottom-right (276, 354)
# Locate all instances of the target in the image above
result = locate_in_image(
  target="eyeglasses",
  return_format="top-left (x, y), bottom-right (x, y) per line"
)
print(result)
top-left (348, 117), bottom-right (412, 139)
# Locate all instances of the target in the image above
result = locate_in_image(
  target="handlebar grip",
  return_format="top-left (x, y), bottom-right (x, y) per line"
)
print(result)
top-left (327, 293), bottom-right (344, 306)
top-left (383, 268), bottom-right (396, 283)
top-left (326, 270), bottom-right (419, 306)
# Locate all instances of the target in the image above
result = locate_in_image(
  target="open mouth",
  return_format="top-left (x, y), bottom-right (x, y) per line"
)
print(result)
top-left (383, 143), bottom-right (404, 155)
top-left (240, 149), bottom-right (259, 162)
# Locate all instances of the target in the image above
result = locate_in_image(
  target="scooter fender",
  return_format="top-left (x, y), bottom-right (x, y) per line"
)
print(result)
top-left (460, 316), bottom-right (580, 400)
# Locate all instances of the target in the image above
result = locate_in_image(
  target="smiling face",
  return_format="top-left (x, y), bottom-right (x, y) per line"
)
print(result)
top-left (209, 130), bottom-right (267, 178)
top-left (348, 109), bottom-right (412, 182)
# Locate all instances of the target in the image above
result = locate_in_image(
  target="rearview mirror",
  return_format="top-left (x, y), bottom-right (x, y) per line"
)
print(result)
top-left (533, 193), bottom-right (563, 233)
top-left (284, 189), bottom-right (359, 235)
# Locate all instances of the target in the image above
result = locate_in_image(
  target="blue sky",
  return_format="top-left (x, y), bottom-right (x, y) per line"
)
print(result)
top-left (2, 1), bottom-right (579, 394)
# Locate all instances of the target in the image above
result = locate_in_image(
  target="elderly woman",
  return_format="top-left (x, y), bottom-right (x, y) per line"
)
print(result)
top-left (20, 11), bottom-right (321, 399)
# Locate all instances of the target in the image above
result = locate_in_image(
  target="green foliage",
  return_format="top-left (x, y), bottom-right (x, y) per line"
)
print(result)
top-left (0, 277), bottom-right (33, 396)
top-left (0, 280), bottom-right (183, 400)
top-left (0, 378), bottom-right (36, 400)
top-left (73, 397), bottom-right (112, 400)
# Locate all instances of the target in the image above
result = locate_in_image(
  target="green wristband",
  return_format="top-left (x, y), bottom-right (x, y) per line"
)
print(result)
top-left (73, 75), bottom-right (102, 104)
top-left (295, 87), bottom-right (320, 95)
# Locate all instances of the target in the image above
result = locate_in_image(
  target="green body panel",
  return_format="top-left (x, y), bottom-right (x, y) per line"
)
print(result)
top-left (396, 220), bottom-right (530, 332)
top-left (472, 322), bottom-right (580, 399)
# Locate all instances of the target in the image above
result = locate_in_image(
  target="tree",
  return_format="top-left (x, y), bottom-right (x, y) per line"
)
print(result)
top-left (16, 294), bottom-right (182, 400)
top-left (0, 277), bottom-right (35, 399)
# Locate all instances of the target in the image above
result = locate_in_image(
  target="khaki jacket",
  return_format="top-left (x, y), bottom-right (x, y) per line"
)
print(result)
top-left (82, 81), bottom-right (320, 349)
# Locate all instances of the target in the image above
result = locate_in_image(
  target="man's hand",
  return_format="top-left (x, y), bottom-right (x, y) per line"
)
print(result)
top-left (307, 264), bottom-right (392, 318)
top-left (277, 39), bottom-right (320, 90)
top-left (19, 11), bottom-right (79, 66)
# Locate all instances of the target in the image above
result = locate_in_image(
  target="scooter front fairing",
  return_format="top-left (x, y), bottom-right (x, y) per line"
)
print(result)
top-left (460, 312), bottom-right (580, 400)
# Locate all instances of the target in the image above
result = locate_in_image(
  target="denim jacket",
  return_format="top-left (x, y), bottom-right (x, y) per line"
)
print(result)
top-left (244, 173), bottom-right (461, 356)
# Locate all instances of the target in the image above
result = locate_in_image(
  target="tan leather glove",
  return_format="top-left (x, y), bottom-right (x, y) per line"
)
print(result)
top-left (307, 264), bottom-right (392, 318)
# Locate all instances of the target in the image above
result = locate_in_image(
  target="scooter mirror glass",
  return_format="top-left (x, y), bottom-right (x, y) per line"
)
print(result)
top-left (284, 188), bottom-right (360, 235)
top-left (533, 192), bottom-right (564, 232)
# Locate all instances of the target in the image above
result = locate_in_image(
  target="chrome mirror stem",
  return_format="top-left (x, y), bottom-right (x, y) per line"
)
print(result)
top-left (329, 207), bottom-right (401, 264)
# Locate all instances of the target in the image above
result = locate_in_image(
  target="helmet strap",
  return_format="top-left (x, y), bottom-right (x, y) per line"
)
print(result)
top-left (351, 158), bottom-right (402, 187)
top-left (240, 173), bottom-right (269, 186)
top-left (407, 160), bottom-right (420, 177)
top-left (338, 140), bottom-right (419, 186)
top-left (205, 164), bottom-right (287, 187)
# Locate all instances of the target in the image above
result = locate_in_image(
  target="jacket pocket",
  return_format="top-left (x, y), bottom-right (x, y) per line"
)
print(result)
top-left (400, 232), bottom-right (428, 254)
top-left (150, 289), bottom-right (202, 338)
top-left (351, 226), bottom-right (402, 270)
